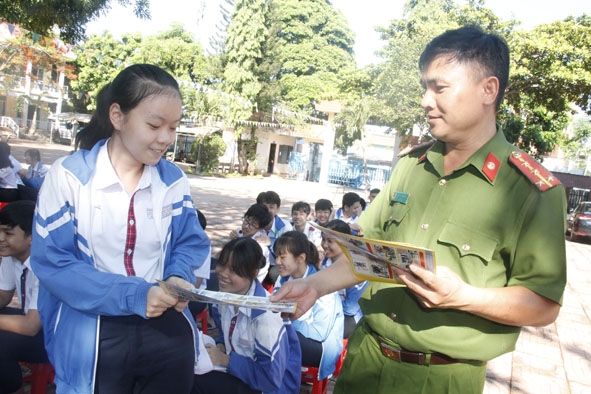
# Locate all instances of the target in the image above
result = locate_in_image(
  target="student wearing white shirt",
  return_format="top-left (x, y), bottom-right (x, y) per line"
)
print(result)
top-left (30, 64), bottom-right (210, 394)
top-left (0, 201), bottom-right (48, 394)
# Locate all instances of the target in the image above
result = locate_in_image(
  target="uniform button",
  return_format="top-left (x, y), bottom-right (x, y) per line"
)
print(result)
top-left (421, 223), bottom-right (429, 230)
top-left (127, 249), bottom-right (133, 255)
top-left (462, 244), bottom-right (471, 251)
top-left (439, 179), bottom-right (446, 186)
top-left (390, 313), bottom-right (397, 321)
top-left (129, 219), bottom-right (135, 225)
top-left (487, 161), bottom-right (496, 170)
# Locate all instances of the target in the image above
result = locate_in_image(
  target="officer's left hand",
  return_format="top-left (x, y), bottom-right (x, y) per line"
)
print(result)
top-left (392, 265), bottom-right (469, 309)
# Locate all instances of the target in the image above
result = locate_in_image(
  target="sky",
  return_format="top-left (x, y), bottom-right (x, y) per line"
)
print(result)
top-left (86, 0), bottom-right (591, 67)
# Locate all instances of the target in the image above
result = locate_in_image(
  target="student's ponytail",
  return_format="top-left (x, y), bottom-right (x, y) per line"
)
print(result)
top-left (75, 83), bottom-right (114, 150)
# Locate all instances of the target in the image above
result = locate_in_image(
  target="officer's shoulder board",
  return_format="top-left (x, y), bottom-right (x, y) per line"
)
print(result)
top-left (397, 140), bottom-right (436, 158)
top-left (509, 150), bottom-right (561, 192)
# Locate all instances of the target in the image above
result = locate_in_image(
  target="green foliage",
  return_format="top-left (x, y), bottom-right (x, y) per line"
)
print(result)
top-left (192, 133), bottom-right (227, 172)
top-left (557, 117), bottom-right (591, 167)
top-left (260, 0), bottom-right (356, 111)
top-left (1, 0), bottom-right (150, 43)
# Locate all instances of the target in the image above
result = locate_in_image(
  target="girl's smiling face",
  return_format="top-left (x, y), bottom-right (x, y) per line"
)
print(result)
top-left (321, 235), bottom-right (343, 261)
top-left (275, 248), bottom-right (307, 279)
top-left (215, 263), bottom-right (252, 295)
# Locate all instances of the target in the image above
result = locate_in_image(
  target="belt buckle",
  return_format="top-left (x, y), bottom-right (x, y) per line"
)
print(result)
top-left (379, 341), bottom-right (402, 362)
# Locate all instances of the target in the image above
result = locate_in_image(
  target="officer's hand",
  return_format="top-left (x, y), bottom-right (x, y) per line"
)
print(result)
top-left (269, 278), bottom-right (319, 320)
top-left (392, 265), bottom-right (468, 309)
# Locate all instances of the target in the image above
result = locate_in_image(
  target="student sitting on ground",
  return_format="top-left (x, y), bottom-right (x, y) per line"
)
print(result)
top-left (193, 237), bottom-right (301, 394)
top-left (0, 200), bottom-right (49, 394)
top-left (334, 192), bottom-right (363, 236)
top-left (320, 220), bottom-right (368, 339)
top-left (314, 198), bottom-right (334, 227)
top-left (229, 203), bottom-right (273, 283)
top-left (291, 201), bottom-right (321, 247)
top-left (273, 231), bottom-right (344, 380)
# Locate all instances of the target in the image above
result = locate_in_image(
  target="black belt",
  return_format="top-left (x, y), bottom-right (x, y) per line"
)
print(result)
top-left (369, 330), bottom-right (461, 366)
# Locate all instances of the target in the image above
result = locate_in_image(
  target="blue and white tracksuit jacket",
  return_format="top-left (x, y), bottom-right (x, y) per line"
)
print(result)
top-left (30, 139), bottom-right (210, 394)
top-left (212, 281), bottom-right (301, 394)
top-left (275, 265), bottom-right (344, 380)
top-left (321, 258), bottom-right (368, 322)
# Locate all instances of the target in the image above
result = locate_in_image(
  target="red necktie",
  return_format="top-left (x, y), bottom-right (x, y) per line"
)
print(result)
top-left (123, 193), bottom-right (137, 276)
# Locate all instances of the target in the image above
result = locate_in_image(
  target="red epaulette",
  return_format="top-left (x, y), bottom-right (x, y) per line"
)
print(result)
top-left (509, 151), bottom-right (561, 191)
top-left (397, 140), bottom-right (436, 158)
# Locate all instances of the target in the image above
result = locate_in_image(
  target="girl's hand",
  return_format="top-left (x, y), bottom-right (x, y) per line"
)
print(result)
top-left (146, 286), bottom-right (178, 317)
top-left (205, 343), bottom-right (230, 367)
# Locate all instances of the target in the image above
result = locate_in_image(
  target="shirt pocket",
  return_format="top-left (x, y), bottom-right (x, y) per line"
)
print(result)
top-left (438, 221), bottom-right (498, 263)
top-left (382, 202), bottom-right (410, 232)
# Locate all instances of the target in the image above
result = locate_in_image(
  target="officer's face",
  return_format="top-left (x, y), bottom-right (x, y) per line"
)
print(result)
top-left (420, 56), bottom-right (494, 144)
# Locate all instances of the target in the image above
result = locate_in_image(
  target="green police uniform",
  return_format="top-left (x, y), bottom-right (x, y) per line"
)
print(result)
top-left (335, 131), bottom-right (567, 394)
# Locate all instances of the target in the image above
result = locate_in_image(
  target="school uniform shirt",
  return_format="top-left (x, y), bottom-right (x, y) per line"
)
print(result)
top-left (9, 155), bottom-right (24, 186)
top-left (0, 167), bottom-right (17, 189)
top-left (22, 161), bottom-right (49, 190)
top-left (321, 257), bottom-right (368, 322)
top-left (334, 208), bottom-right (360, 235)
top-left (31, 139), bottom-right (210, 394)
top-left (0, 256), bottom-right (38, 314)
top-left (216, 280), bottom-right (301, 394)
top-left (236, 228), bottom-right (270, 283)
top-left (292, 222), bottom-right (322, 247)
top-left (274, 265), bottom-right (344, 380)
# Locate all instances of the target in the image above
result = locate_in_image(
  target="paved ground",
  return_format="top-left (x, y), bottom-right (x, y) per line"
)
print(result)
top-left (12, 140), bottom-right (591, 394)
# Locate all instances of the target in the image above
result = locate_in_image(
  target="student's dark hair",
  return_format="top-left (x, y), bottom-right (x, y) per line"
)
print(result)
top-left (256, 191), bottom-right (281, 207)
top-left (24, 149), bottom-right (41, 163)
top-left (0, 200), bottom-right (36, 236)
top-left (419, 25), bottom-right (510, 111)
top-left (273, 231), bottom-right (319, 267)
top-left (0, 141), bottom-right (13, 169)
top-left (342, 192), bottom-right (361, 208)
top-left (217, 237), bottom-right (265, 281)
top-left (292, 201), bottom-right (311, 215)
top-left (315, 198), bottom-right (333, 212)
top-left (75, 64), bottom-right (181, 150)
top-left (369, 188), bottom-right (380, 195)
top-left (196, 209), bottom-right (207, 230)
top-left (324, 219), bottom-right (351, 235)
top-left (360, 198), bottom-right (366, 210)
top-left (244, 203), bottom-right (273, 229)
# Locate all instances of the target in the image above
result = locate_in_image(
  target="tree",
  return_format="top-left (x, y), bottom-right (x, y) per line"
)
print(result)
top-left (192, 132), bottom-right (227, 172)
top-left (558, 117), bottom-right (591, 170)
top-left (221, 0), bottom-right (268, 174)
top-left (69, 32), bottom-right (142, 112)
top-left (260, 0), bottom-right (356, 111)
top-left (2, 0), bottom-right (150, 43)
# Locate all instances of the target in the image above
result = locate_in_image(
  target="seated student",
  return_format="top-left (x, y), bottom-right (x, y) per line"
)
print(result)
top-left (229, 203), bottom-right (273, 283)
top-left (314, 198), bottom-right (334, 227)
top-left (193, 237), bottom-right (301, 394)
top-left (256, 191), bottom-right (293, 240)
top-left (189, 209), bottom-right (213, 318)
top-left (291, 201), bottom-right (321, 247)
top-left (0, 200), bottom-right (49, 394)
top-left (256, 191), bottom-right (292, 284)
top-left (320, 219), bottom-right (368, 339)
top-left (273, 231), bottom-right (344, 380)
top-left (368, 188), bottom-right (380, 204)
top-left (0, 142), bottom-right (19, 202)
top-left (334, 192), bottom-right (363, 235)
top-left (17, 149), bottom-right (48, 191)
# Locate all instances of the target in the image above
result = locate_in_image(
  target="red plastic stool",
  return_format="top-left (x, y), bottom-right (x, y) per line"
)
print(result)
top-left (333, 338), bottom-right (349, 377)
top-left (301, 365), bottom-right (328, 394)
top-left (21, 362), bottom-right (55, 394)
top-left (195, 308), bottom-right (208, 335)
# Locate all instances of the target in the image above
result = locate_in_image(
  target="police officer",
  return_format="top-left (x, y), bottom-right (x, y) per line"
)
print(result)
top-left (271, 26), bottom-right (567, 394)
